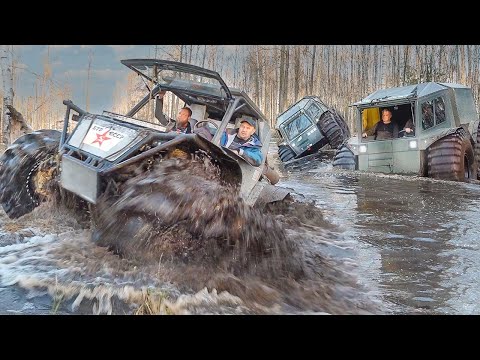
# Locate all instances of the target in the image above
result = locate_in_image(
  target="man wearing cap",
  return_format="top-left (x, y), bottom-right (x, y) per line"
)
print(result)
top-left (220, 118), bottom-right (263, 166)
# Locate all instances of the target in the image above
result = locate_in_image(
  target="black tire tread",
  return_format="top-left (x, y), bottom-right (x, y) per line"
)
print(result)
top-left (317, 109), bottom-right (351, 150)
top-left (278, 144), bottom-right (296, 163)
top-left (0, 130), bottom-right (61, 218)
top-left (333, 145), bottom-right (356, 170)
top-left (427, 131), bottom-right (477, 181)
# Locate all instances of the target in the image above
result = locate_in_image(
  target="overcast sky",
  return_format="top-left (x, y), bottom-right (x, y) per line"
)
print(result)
top-left (10, 45), bottom-right (159, 113)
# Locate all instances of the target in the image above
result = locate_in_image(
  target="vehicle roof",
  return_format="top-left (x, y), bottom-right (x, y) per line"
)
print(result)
top-left (352, 82), bottom-right (470, 106)
top-left (122, 58), bottom-right (268, 123)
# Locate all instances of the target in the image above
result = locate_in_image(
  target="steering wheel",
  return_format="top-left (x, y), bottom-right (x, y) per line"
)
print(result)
top-left (398, 129), bottom-right (415, 137)
top-left (193, 120), bottom-right (219, 140)
top-left (194, 120), bottom-right (219, 131)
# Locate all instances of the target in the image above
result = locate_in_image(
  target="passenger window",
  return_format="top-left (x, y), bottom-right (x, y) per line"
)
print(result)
top-left (421, 96), bottom-right (446, 130)
top-left (435, 97), bottom-right (446, 125)
top-left (307, 102), bottom-right (321, 120)
top-left (421, 101), bottom-right (434, 130)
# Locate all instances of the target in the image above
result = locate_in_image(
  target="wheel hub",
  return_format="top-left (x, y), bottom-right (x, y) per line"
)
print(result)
top-left (29, 157), bottom-right (57, 200)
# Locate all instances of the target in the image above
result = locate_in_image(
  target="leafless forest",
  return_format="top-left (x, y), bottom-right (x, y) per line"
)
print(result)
top-left (2, 45), bottom-right (480, 144)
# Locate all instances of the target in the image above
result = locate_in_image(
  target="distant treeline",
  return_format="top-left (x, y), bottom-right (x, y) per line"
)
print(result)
top-left (114, 45), bottom-right (479, 132)
top-left (3, 45), bottom-right (480, 137)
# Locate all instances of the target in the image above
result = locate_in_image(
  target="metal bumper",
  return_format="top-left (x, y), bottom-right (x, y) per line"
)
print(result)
top-left (60, 155), bottom-right (99, 203)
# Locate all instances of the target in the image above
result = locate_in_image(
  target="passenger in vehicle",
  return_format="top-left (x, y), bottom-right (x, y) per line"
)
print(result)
top-left (169, 107), bottom-right (193, 134)
top-left (220, 118), bottom-right (263, 166)
top-left (362, 108), bottom-right (399, 140)
top-left (156, 90), bottom-right (193, 134)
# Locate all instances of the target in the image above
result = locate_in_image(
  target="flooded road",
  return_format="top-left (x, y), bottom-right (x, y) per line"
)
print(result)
top-left (277, 155), bottom-right (480, 314)
top-left (1, 142), bottom-right (480, 314)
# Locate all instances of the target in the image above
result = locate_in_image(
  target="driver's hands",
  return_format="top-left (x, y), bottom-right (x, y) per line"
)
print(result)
top-left (231, 149), bottom-right (240, 155)
top-left (405, 128), bottom-right (412, 133)
top-left (362, 132), bottom-right (368, 138)
top-left (157, 90), bottom-right (167, 99)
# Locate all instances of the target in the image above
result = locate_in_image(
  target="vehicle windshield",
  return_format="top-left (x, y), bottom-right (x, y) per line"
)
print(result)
top-left (283, 113), bottom-right (313, 140)
top-left (129, 64), bottom-right (228, 99)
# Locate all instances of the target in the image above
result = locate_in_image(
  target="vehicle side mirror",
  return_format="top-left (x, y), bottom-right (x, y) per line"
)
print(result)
top-left (155, 96), bottom-right (169, 126)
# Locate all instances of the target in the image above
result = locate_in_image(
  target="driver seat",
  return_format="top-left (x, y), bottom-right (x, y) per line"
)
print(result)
top-left (189, 104), bottom-right (207, 129)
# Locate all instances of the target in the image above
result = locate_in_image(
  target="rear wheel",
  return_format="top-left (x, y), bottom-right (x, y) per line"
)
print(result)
top-left (317, 109), bottom-right (351, 150)
top-left (278, 144), bottom-right (296, 163)
top-left (333, 145), bottom-right (356, 170)
top-left (0, 130), bottom-right (61, 219)
top-left (427, 130), bottom-right (477, 181)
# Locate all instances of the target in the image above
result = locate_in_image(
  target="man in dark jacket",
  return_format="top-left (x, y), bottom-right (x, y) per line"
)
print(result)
top-left (169, 106), bottom-right (193, 134)
top-left (362, 108), bottom-right (399, 140)
top-left (220, 118), bottom-right (263, 166)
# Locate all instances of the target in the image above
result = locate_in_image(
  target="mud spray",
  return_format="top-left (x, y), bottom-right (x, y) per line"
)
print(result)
top-left (0, 158), bottom-right (383, 314)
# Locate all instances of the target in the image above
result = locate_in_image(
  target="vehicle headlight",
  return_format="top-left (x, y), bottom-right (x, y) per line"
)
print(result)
top-left (359, 145), bottom-right (367, 153)
top-left (409, 140), bottom-right (417, 149)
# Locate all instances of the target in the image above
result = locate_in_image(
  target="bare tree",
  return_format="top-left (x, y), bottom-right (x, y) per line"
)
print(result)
top-left (1, 45), bottom-right (14, 146)
top-left (293, 46), bottom-right (301, 101)
top-left (202, 45), bottom-right (207, 68)
top-left (309, 45), bottom-right (316, 95)
top-left (86, 49), bottom-right (94, 112)
top-left (278, 45), bottom-right (285, 113)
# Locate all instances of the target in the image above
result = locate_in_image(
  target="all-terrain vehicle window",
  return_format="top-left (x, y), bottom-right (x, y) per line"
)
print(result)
top-left (421, 100), bottom-right (434, 130)
top-left (284, 113), bottom-right (311, 140)
top-left (421, 96), bottom-right (446, 130)
top-left (306, 102), bottom-right (326, 120)
top-left (435, 97), bottom-right (446, 125)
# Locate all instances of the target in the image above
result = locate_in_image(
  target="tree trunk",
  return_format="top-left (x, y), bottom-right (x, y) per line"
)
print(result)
top-left (293, 46), bottom-right (300, 101)
top-left (202, 45), bottom-right (207, 68)
top-left (5, 104), bottom-right (32, 143)
top-left (309, 45), bottom-right (316, 95)
top-left (402, 45), bottom-right (410, 85)
top-left (253, 45), bottom-right (260, 106)
top-left (1, 46), bottom-right (14, 146)
top-left (86, 50), bottom-right (93, 112)
top-left (278, 45), bottom-right (285, 113)
top-left (284, 45), bottom-right (290, 109)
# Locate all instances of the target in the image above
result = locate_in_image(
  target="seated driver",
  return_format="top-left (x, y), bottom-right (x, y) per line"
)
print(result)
top-left (220, 118), bottom-right (263, 166)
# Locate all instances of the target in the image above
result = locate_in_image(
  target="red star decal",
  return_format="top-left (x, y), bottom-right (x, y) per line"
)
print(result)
top-left (91, 129), bottom-right (111, 147)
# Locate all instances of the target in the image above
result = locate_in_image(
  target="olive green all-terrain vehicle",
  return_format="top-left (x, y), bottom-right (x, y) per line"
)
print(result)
top-left (0, 59), bottom-right (288, 260)
top-left (333, 82), bottom-right (480, 182)
top-left (275, 96), bottom-right (350, 165)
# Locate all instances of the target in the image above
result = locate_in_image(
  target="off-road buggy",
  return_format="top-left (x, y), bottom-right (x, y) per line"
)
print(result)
top-left (333, 82), bottom-right (480, 182)
top-left (275, 96), bottom-right (350, 165)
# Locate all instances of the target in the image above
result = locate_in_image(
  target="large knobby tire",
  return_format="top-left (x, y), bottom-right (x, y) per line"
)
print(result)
top-left (278, 144), bottom-right (296, 163)
top-left (427, 131), bottom-right (477, 182)
top-left (0, 129), bottom-right (61, 219)
top-left (317, 109), bottom-right (351, 150)
top-left (333, 145), bottom-right (356, 170)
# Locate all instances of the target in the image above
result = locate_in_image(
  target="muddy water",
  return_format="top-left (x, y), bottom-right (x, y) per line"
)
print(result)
top-left (276, 150), bottom-right (480, 314)
top-left (2, 143), bottom-right (479, 314)
top-left (0, 199), bottom-right (380, 314)
top-left (0, 150), bottom-right (383, 315)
